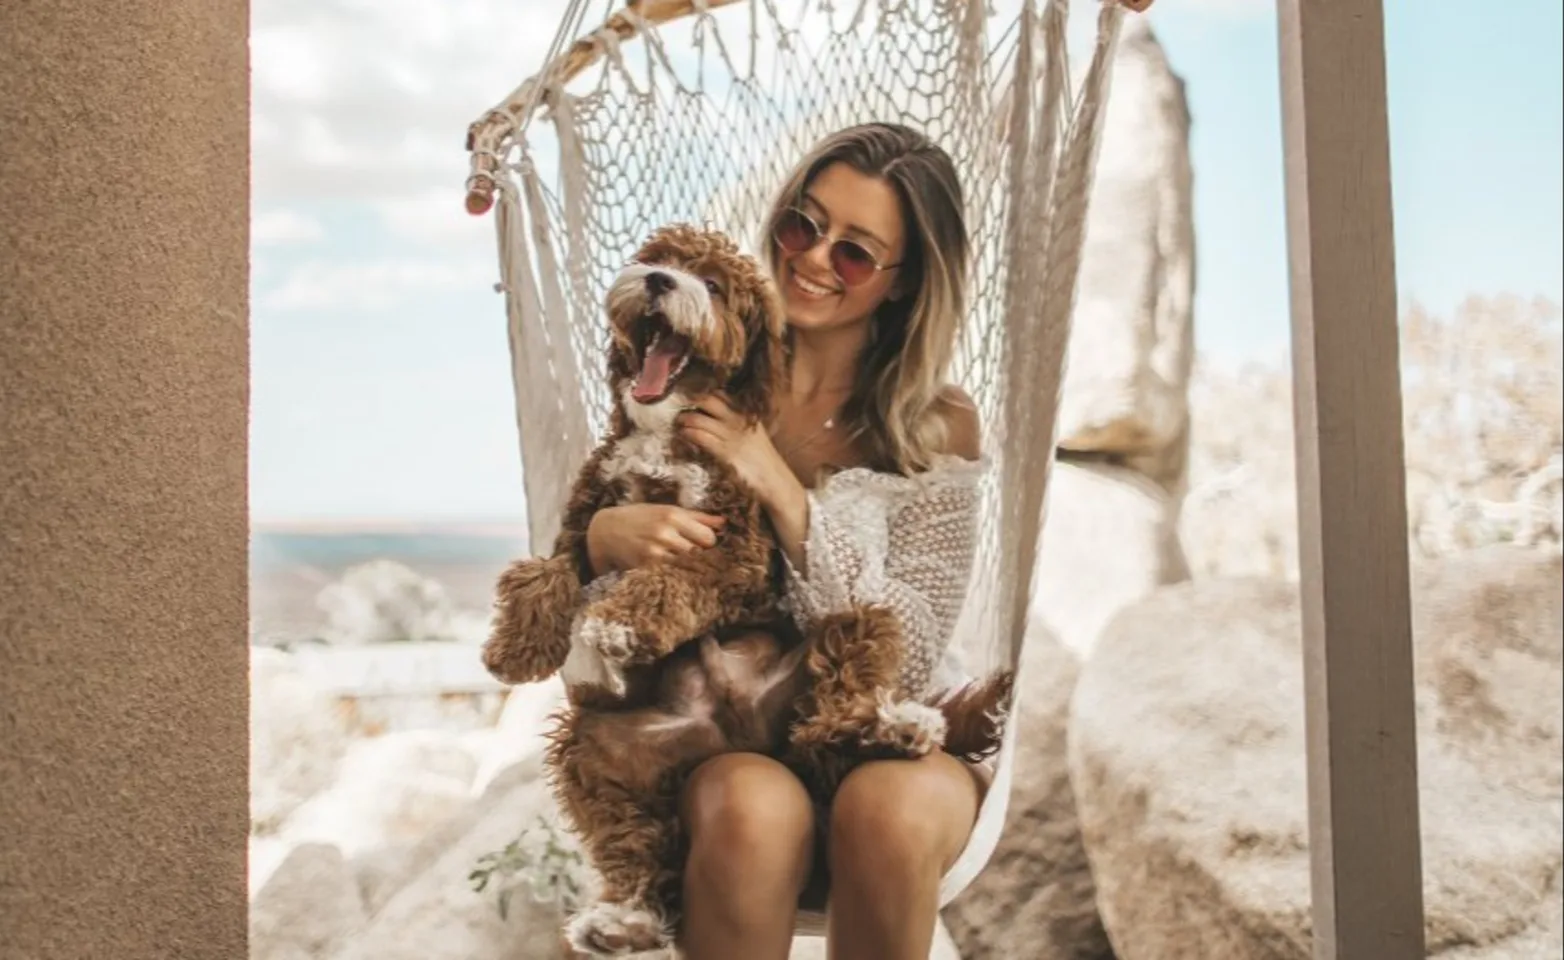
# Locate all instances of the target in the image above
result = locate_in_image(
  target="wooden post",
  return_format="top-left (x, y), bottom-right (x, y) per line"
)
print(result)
top-left (1276, 2), bottom-right (1427, 958)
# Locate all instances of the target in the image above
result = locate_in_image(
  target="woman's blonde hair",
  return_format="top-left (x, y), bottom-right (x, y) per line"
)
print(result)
top-left (760, 122), bottom-right (972, 475)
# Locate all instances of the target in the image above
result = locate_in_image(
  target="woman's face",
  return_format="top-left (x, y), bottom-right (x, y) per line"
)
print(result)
top-left (776, 161), bottom-right (907, 335)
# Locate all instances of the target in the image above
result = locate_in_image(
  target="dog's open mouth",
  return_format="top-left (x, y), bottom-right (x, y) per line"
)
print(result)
top-left (631, 315), bottom-right (692, 405)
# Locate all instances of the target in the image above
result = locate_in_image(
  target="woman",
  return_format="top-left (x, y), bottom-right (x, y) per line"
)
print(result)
top-left (585, 122), bottom-right (988, 959)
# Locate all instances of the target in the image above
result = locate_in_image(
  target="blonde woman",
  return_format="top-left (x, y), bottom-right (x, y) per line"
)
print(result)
top-left (584, 122), bottom-right (988, 959)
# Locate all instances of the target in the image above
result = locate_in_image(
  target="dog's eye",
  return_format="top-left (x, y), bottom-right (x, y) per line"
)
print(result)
top-left (702, 278), bottom-right (723, 297)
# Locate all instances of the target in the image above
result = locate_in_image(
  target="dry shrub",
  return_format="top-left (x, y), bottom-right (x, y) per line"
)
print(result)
top-left (1181, 294), bottom-right (1563, 579)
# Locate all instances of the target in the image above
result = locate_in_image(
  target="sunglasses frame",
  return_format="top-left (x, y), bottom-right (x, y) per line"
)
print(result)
top-left (773, 206), bottom-right (903, 288)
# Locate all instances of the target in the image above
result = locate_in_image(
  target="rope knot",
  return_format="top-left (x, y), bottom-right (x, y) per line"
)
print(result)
top-left (592, 26), bottom-right (626, 69)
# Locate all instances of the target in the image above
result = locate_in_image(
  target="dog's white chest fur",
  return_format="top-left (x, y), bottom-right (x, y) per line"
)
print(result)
top-left (599, 395), bottom-right (711, 510)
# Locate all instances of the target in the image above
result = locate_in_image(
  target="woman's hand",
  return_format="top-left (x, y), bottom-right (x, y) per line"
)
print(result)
top-left (585, 503), bottom-right (726, 575)
top-left (679, 395), bottom-right (813, 572)
top-left (677, 396), bottom-right (799, 508)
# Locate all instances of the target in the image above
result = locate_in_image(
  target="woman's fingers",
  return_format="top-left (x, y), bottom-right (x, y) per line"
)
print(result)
top-left (672, 511), bottom-right (722, 547)
top-left (655, 527), bottom-right (701, 552)
top-left (688, 512), bottom-right (726, 530)
top-left (687, 395), bottom-right (738, 424)
top-left (680, 421), bottom-right (726, 456)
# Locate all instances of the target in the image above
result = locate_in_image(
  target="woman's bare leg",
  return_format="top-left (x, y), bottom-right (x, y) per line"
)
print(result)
top-left (825, 752), bottom-right (983, 960)
top-left (678, 753), bottom-right (816, 960)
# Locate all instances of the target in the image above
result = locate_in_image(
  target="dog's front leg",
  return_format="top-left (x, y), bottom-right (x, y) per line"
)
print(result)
top-left (483, 445), bottom-right (620, 685)
top-left (482, 554), bottom-right (583, 684)
top-left (577, 545), bottom-right (767, 667)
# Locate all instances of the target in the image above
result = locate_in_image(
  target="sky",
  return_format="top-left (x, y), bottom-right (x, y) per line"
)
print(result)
top-left (249, 0), bottom-right (1564, 525)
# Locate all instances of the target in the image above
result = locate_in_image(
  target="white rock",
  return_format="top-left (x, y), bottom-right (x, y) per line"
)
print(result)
top-left (1058, 17), bottom-right (1196, 494)
top-left (250, 842), bottom-right (367, 960)
top-left (336, 757), bottom-right (571, 960)
top-left (280, 730), bottom-right (479, 859)
top-left (1032, 460), bottom-right (1190, 660)
top-left (250, 646), bottom-right (351, 833)
top-left (471, 677), bottom-right (568, 795)
top-left (316, 558), bottom-right (483, 645)
top-left (249, 834), bottom-right (293, 901)
top-left (942, 621), bottom-right (1112, 960)
top-left (1070, 548), bottom-right (1563, 959)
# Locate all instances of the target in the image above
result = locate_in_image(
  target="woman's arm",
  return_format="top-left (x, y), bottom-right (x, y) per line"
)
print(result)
top-left (584, 503), bottom-right (727, 577)
top-left (754, 465), bottom-right (812, 573)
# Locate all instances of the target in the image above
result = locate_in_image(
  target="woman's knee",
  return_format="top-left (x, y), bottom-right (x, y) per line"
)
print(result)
top-left (681, 753), bottom-right (815, 888)
top-left (828, 755), bottom-right (980, 879)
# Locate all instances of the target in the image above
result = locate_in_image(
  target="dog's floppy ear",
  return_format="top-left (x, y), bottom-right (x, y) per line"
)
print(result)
top-left (725, 277), bottom-right (788, 423)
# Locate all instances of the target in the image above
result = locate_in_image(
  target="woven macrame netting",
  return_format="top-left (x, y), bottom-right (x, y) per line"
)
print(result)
top-left (471, 0), bottom-right (1125, 909)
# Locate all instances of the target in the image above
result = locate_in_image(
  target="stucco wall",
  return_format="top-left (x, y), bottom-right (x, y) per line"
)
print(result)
top-left (1, 2), bottom-right (250, 957)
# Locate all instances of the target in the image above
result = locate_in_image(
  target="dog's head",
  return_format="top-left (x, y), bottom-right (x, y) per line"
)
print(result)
top-left (606, 223), bottom-right (786, 427)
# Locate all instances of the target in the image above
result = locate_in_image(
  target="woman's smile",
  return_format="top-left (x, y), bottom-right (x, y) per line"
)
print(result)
top-left (787, 267), bottom-right (839, 301)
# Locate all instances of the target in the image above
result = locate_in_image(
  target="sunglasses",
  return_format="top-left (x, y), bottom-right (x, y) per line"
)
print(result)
top-left (772, 207), bottom-right (902, 288)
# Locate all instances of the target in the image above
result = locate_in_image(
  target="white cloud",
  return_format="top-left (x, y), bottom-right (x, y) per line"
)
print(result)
top-left (250, 0), bottom-right (569, 202)
top-left (252, 208), bottom-right (327, 245)
top-left (260, 258), bottom-right (495, 310)
top-left (373, 188), bottom-right (495, 244)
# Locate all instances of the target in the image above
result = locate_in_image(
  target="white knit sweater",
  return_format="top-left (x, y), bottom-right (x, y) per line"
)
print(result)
top-left (783, 453), bottom-right (988, 699)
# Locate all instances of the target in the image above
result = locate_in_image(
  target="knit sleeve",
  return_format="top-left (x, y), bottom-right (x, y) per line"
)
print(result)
top-left (784, 457), bottom-right (985, 696)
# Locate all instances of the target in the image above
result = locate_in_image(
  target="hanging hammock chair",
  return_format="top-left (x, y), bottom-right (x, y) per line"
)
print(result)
top-left (463, 0), bottom-right (1146, 938)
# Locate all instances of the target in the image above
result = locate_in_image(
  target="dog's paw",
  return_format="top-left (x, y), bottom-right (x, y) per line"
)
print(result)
top-left (870, 698), bottom-right (949, 758)
top-left (578, 617), bottom-right (639, 666)
top-left (564, 900), bottom-right (671, 957)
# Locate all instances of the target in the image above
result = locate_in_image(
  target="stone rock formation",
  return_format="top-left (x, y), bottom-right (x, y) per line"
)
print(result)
top-left (1069, 547), bottom-right (1562, 959)
top-left (1056, 16), bottom-right (1196, 498)
top-left (1031, 14), bottom-right (1197, 662)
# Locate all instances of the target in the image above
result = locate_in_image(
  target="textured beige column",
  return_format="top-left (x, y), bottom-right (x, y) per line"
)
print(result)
top-left (1278, 0), bottom-right (1426, 957)
top-left (0, 2), bottom-right (250, 958)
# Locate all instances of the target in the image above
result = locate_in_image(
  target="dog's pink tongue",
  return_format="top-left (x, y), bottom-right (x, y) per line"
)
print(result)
top-left (633, 337), bottom-right (684, 402)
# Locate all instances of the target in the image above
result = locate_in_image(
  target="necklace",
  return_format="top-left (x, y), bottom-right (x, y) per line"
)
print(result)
top-left (776, 408), bottom-right (842, 460)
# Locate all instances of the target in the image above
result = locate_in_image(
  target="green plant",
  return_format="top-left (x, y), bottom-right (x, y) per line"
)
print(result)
top-left (470, 814), bottom-right (595, 921)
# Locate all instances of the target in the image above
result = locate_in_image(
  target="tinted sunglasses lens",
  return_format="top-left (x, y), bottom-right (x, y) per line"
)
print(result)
top-left (774, 209), bottom-right (819, 253)
top-left (829, 240), bottom-right (879, 286)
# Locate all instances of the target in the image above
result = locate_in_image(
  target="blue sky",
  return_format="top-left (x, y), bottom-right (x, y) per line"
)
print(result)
top-left (249, 0), bottom-right (1563, 525)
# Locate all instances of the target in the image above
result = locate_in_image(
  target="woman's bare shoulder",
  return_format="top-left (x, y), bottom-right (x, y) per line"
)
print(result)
top-left (933, 385), bottom-right (981, 462)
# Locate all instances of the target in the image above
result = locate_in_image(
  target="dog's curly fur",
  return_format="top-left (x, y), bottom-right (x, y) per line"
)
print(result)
top-left (482, 223), bottom-right (1014, 956)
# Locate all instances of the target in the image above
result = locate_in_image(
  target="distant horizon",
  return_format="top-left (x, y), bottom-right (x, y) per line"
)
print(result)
top-left (251, 517), bottom-right (529, 535)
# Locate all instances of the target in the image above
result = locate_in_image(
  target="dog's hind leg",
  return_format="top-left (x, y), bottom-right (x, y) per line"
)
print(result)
top-left (783, 605), bottom-right (948, 800)
top-left (548, 712), bottom-right (713, 957)
top-left (860, 693), bottom-right (949, 759)
top-left (553, 784), bottom-right (685, 958)
top-left (787, 606), bottom-right (903, 748)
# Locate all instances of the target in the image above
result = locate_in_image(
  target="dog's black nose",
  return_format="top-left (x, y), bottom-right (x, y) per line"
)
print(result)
top-left (645, 271), bottom-right (675, 297)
